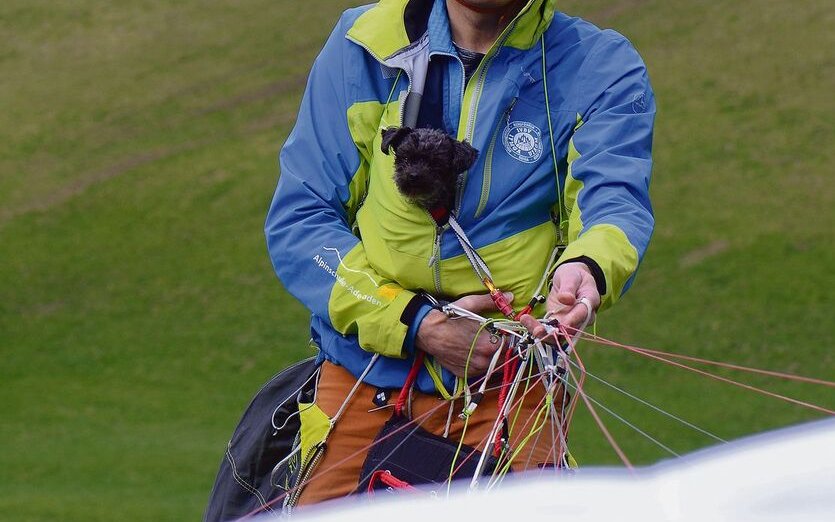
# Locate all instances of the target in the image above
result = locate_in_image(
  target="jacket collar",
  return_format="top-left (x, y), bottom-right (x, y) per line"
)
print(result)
top-left (346, 0), bottom-right (556, 63)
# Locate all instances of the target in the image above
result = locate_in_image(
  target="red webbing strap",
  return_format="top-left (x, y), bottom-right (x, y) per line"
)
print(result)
top-left (394, 351), bottom-right (426, 416)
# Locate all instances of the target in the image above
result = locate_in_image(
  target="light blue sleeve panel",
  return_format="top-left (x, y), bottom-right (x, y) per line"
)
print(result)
top-left (265, 11), bottom-right (427, 359)
top-left (559, 31), bottom-right (656, 306)
top-left (264, 14), bottom-right (362, 322)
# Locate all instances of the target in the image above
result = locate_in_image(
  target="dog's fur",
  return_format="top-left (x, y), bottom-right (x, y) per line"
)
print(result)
top-left (381, 127), bottom-right (478, 211)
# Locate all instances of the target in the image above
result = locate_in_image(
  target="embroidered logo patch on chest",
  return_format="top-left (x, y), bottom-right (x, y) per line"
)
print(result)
top-left (502, 121), bottom-right (543, 163)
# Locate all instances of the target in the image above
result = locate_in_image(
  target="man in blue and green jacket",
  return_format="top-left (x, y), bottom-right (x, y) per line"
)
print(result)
top-left (265, 0), bottom-right (654, 503)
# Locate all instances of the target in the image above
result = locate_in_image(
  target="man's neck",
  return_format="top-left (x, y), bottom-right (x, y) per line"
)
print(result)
top-left (446, 0), bottom-right (524, 54)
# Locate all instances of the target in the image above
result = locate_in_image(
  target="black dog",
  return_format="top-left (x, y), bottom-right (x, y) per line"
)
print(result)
top-left (381, 127), bottom-right (478, 212)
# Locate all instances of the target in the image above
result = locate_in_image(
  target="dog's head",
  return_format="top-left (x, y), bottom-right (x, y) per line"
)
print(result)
top-left (381, 127), bottom-right (478, 211)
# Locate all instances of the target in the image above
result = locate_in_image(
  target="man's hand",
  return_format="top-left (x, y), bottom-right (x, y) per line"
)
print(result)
top-left (415, 292), bottom-right (513, 378)
top-left (519, 262), bottom-right (600, 341)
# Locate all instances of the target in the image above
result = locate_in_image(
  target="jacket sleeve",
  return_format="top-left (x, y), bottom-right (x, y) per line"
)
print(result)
top-left (265, 16), bottom-right (428, 358)
top-left (557, 32), bottom-right (656, 311)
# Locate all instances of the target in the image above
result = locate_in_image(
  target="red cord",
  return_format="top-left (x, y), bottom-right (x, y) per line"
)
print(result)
top-left (513, 305), bottom-right (532, 320)
top-left (394, 351), bottom-right (426, 416)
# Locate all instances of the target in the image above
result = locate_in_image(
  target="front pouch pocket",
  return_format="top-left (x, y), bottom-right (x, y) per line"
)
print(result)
top-left (356, 413), bottom-right (501, 495)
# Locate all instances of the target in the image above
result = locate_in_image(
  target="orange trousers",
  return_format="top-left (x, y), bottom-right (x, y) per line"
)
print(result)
top-left (297, 361), bottom-right (566, 505)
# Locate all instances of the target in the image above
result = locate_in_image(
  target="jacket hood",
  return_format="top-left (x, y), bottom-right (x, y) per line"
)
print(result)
top-left (347, 0), bottom-right (556, 61)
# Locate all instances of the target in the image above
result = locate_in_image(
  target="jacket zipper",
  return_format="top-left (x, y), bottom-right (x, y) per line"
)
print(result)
top-left (285, 442), bottom-right (326, 509)
top-left (454, 19), bottom-right (521, 216)
top-left (348, 35), bottom-right (437, 291)
top-left (428, 223), bottom-right (444, 294)
top-left (474, 97), bottom-right (516, 219)
top-left (349, 7), bottom-right (525, 293)
top-left (431, 20), bottom-right (521, 292)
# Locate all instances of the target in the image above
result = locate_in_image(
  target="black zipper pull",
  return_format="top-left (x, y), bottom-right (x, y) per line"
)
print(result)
top-left (505, 97), bottom-right (517, 124)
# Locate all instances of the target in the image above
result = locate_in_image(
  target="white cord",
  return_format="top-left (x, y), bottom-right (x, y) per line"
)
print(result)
top-left (331, 354), bottom-right (379, 425)
top-left (479, 337), bottom-right (506, 395)
top-left (577, 296), bottom-right (594, 326)
top-left (568, 296), bottom-right (594, 345)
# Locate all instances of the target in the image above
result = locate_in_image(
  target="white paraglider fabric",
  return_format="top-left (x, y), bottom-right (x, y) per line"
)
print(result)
top-left (271, 418), bottom-right (835, 522)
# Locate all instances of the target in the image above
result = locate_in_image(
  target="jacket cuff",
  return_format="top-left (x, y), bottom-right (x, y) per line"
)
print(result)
top-left (401, 299), bottom-right (436, 356)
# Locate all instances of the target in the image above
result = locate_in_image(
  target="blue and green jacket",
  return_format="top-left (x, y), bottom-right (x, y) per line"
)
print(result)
top-left (265, 0), bottom-right (655, 394)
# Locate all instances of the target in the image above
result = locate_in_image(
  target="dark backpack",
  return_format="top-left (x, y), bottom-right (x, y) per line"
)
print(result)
top-left (203, 357), bottom-right (319, 522)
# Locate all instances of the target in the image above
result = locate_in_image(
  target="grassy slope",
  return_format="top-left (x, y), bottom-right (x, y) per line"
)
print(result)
top-left (0, 0), bottom-right (832, 520)
top-left (567, 0), bottom-right (835, 462)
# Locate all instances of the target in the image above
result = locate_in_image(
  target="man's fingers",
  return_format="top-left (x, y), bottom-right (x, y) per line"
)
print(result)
top-left (519, 314), bottom-right (546, 337)
top-left (557, 291), bottom-right (577, 306)
top-left (548, 263), bottom-right (601, 317)
top-left (555, 302), bottom-right (594, 331)
top-left (468, 354), bottom-right (493, 375)
top-left (518, 314), bottom-right (561, 345)
top-left (451, 293), bottom-right (489, 312)
top-left (555, 268), bottom-right (582, 293)
top-left (550, 267), bottom-right (582, 310)
top-left (458, 337), bottom-right (501, 377)
top-left (453, 291), bottom-right (513, 313)
top-left (576, 276), bottom-right (602, 310)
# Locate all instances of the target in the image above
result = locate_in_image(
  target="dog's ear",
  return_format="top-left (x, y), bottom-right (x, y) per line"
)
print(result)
top-left (381, 127), bottom-right (413, 155)
top-left (451, 140), bottom-right (479, 172)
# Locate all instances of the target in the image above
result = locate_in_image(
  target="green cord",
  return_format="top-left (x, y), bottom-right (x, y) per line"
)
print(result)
top-left (447, 319), bottom-right (495, 489)
top-left (446, 410), bottom-right (470, 494)
top-left (384, 70), bottom-right (402, 107)
top-left (541, 36), bottom-right (568, 239)
top-left (494, 356), bottom-right (534, 475)
top-left (424, 358), bottom-right (454, 400)
top-left (493, 396), bottom-right (552, 482)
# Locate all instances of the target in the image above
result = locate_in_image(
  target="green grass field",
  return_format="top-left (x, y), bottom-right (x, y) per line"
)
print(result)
top-left (1, 1), bottom-right (833, 520)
